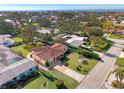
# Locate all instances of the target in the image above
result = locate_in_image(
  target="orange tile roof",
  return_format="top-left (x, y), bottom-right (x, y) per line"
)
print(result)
top-left (114, 23), bottom-right (124, 27)
top-left (32, 43), bottom-right (67, 60)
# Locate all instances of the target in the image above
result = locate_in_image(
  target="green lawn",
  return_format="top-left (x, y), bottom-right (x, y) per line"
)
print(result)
top-left (109, 34), bottom-right (124, 40)
top-left (49, 69), bottom-right (78, 89)
top-left (24, 69), bottom-right (78, 89)
top-left (66, 52), bottom-right (98, 75)
top-left (24, 75), bottom-right (57, 89)
top-left (11, 42), bottom-right (44, 57)
top-left (115, 58), bottom-right (124, 67)
top-left (12, 37), bottom-right (23, 43)
top-left (11, 44), bottom-right (30, 57)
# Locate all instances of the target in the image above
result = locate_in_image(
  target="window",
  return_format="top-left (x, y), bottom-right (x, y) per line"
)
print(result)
top-left (13, 77), bottom-right (16, 80)
top-left (29, 68), bottom-right (32, 71)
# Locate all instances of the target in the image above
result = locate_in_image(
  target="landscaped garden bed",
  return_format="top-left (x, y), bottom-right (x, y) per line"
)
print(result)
top-left (89, 36), bottom-right (112, 52)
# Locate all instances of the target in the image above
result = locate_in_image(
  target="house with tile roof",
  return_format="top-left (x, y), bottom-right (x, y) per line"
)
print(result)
top-left (31, 43), bottom-right (68, 67)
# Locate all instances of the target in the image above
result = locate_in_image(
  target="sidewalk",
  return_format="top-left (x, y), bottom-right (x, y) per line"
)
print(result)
top-left (54, 65), bottom-right (85, 83)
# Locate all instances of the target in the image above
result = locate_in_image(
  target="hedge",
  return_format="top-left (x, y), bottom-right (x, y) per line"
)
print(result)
top-left (68, 45), bottom-right (100, 60)
top-left (38, 69), bottom-right (55, 81)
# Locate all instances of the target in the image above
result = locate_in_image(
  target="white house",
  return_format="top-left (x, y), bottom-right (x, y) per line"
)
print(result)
top-left (64, 35), bottom-right (88, 47)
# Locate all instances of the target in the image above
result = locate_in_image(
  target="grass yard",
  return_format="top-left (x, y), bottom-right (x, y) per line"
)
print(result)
top-left (49, 69), bottom-right (78, 89)
top-left (66, 52), bottom-right (98, 75)
top-left (11, 42), bottom-right (44, 57)
top-left (108, 34), bottom-right (124, 40)
top-left (12, 37), bottom-right (23, 43)
top-left (24, 75), bottom-right (57, 89)
top-left (11, 44), bottom-right (30, 57)
top-left (24, 69), bottom-right (78, 89)
top-left (115, 58), bottom-right (124, 67)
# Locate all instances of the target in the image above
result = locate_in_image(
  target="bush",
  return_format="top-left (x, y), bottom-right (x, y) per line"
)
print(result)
top-left (88, 52), bottom-right (100, 60)
top-left (64, 62), bottom-right (69, 66)
top-left (123, 48), bottom-right (124, 52)
top-left (45, 61), bottom-right (50, 67)
top-left (112, 80), bottom-right (120, 88)
top-left (76, 66), bottom-right (82, 71)
top-left (80, 49), bottom-right (100, 59)
top-left (56, 79), bottom-right (65, 89)
top-left (23, 44), bottom-right (28, 49)
top-left (68, 45), bottom-right (82, 50)
top-left (38, 69), bottom-right (55, 81)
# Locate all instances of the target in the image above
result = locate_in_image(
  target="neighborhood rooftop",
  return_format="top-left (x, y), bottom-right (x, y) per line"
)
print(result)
top-left (0, 45), bottom-right (22, 66)
top-left (32, 43), bottom-right (67, 60)
top-left (0, 58), bottom-right (37, 86)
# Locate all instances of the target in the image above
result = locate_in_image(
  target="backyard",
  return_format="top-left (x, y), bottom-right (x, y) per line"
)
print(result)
top-left (12, 37), bottom-right (23, 43)
top-left (24, 69), bottom-right (78, 89)
top-left (65, 52), bottom-right (98, 75)
top-left (11, 42), bottom-right (44, 57)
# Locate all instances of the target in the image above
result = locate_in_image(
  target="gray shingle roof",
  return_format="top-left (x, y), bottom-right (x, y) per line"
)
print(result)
top-left (0, 58), bottom-right (37, 86)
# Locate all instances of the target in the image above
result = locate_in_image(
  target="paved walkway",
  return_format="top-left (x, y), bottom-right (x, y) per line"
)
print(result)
top-left (54, 65), bottom-right (85, 83)
top-left (119, 52), bottom-right (124, 58)
top-left (77, 43), bottom-right (124, 89)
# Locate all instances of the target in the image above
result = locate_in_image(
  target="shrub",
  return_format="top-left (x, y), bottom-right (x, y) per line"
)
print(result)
top-left (88, 52), bottom-right (100, 60)
top-left (38, 69), bottom-right (55, 81)
top-left (45, 61), bottom-right (50, 67)
top-left (23, 44), bottom-right (28, 49)
top-left (56, 79), bottom-right (65, 89)
top-left (123, 48), bottom-right (124, 52)
top-left (83, 67), bottom-right (90, 73)
top-left (76, 66), bottom-right (82, 71)
top-left (112, 80), bottom-right (120, 88)
top-left (64, 62), bottom-right (69, 66)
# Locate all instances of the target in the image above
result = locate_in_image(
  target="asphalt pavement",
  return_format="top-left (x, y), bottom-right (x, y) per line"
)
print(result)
top-left (77, 42), bottom-right (124, 89)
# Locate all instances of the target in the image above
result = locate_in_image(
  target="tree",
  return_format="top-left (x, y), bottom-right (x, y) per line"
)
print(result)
top-left (57, 20), bottom-right (80, 34)
top-left (115, 67), bottom-right (124, 88)
top-left (84, 27), bottom-right (103, 37)
top-left (42, 33), bottom-right (54, 44)
top-left (102, 21), bottom-right (114, 32)
top-left (0, 19), bottom-right (13, 35)
top-left (20, 23), bottom-right (37, 43)
top-left (37, 16), bottom-right (51, 27)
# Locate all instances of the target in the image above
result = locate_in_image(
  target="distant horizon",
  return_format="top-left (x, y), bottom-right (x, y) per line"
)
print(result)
top-left (0, 4), bottom-right (124, 11)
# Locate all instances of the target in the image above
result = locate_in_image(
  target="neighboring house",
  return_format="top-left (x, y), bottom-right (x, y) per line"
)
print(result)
top-left (120, 20), bottom-right (124, 24)
top-left (64, 35), bottom-right (87, 47)
top-left (5, 19), bottom-right (22, 29)
top-left (31, 43), bottom-right (68, 66)
top-left (0, 45), bottom-right (37, 89)
top-left (115, 30), bottom-right (124, 35)
top-left (37, 29), bottom-right (50, 34)
top-left (0, 35), bottom-right (14, 46)
top-left (114, 23), bottom-right (124, 27)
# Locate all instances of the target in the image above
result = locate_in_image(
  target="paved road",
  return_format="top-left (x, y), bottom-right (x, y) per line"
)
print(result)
top-left (77, 43), bottom-right (124, 89)
top-left (107, 38), bottom-right (124, 45)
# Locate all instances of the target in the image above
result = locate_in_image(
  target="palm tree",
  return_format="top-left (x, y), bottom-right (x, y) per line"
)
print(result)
top-left (115, 67), bottom-right (124, 88)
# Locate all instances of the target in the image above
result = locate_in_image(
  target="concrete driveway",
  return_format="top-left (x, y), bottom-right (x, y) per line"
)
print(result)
top-left (77, 43), bottom-right (124, 89)
top-left (54, 65), bottom-right (85, 83)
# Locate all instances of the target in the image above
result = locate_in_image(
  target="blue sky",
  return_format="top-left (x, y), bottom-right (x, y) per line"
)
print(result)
top-left (0, 4), bottom-right (124, 11)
